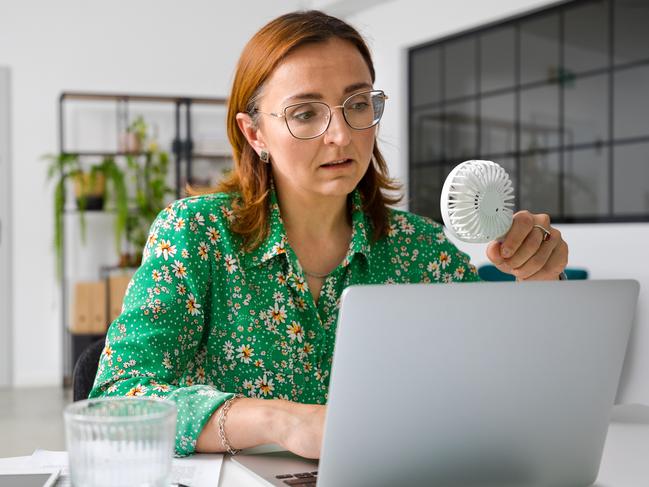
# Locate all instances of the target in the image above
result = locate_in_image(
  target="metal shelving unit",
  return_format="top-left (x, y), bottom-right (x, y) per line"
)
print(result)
top-left (57, 92), bottom-right (231, 385)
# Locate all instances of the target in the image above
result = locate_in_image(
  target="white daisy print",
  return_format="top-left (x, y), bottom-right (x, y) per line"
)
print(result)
top-left (206, 227), bottom-right (221, 244)
top-left (155, 240), bottom-right (177, 260)
top-left (236, 344), bottom-right (255, 364)
top-left (185, 293), bottom-right (201, 315)
top-left (255, 375), bottom-right (275, 396)
top-left (172, 260), bottom-right (187, 278)
top-left (287, 321), bottom-right (304, 343)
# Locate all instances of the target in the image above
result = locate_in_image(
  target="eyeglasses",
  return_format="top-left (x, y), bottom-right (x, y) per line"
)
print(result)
top-left (252, 89), bottom-right (388, 140)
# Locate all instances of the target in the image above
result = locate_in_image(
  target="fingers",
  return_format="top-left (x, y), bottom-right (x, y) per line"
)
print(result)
top-left (485, 210), bottom-right (568, 280)
top-left (499, 211), bottom-right (550, 259)
top-left (506, 226), bottom-right (546, 270)
top-left (509, 228), bottom-right (560, 280)
top-left (486, 240), bottom-right (506, 266)
top-left (525, 238), bottom-right (569, 281)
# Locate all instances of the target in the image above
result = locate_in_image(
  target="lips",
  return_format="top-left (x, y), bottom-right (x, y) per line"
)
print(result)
top-left (321, 158), bottom-right (352, 167)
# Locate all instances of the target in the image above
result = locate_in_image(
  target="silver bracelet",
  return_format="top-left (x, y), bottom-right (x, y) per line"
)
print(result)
top-left (218, 393), bottom-right (244, 455)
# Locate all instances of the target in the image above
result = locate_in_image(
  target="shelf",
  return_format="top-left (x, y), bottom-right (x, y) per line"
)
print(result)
top-left (62, 151), bottom-right (232, 160)
top-left (60, 91), bottom-right (226, 105)
top-left (192, 153), bottom-right (232, 160)
top-left (63, 208), bottom-right (136, 214)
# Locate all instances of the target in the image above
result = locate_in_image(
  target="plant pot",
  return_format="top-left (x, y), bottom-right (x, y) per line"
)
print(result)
top-left (118, 132), bottom-right (141, 153)
top-left (74, 172), bottom-right (106, 210)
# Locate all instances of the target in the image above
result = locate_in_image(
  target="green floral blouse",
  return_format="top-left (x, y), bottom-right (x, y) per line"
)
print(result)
top-left (90, 188), bottom-right (480, 455)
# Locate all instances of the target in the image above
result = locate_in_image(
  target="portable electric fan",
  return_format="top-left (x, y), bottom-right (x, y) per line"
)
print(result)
top-left (440, 160), bottom-right (515, 243)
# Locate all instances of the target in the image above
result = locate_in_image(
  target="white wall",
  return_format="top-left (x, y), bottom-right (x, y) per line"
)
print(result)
top-left (347, 0), bottom-right (649, 404)
top-left (0, 0), bottom-right (304, 386)
top-left (0, 67), bottom-right (12, 387)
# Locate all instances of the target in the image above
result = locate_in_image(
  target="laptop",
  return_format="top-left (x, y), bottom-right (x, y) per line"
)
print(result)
top-left (232, 279), bottom-right (639, 486)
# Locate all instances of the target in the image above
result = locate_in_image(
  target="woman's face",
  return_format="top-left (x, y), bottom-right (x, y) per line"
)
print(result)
top-left (244, 38), bottom-right (377, 199)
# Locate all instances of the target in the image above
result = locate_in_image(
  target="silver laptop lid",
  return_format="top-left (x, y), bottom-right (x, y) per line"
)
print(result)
top-left (318, 280), bottom-right (639, 487)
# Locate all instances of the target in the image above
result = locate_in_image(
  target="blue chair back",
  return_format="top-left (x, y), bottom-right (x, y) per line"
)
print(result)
top-left (478, 264), bottom-right (588, 281)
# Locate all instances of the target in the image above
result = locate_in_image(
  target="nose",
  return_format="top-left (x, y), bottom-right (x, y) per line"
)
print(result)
top-left (322, 107), bottom-right (351, 147)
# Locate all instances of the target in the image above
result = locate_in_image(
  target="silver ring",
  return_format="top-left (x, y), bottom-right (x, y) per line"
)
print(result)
top-left (533, 224), bottom-right (551, 242)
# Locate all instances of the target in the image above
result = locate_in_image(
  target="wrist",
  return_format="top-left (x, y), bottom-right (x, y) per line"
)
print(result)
top-left (262, 399), bottom-right (293, 447)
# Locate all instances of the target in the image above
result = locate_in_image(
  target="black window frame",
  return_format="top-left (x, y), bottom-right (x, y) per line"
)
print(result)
top-left (408, 0), bottom-right (649, 224)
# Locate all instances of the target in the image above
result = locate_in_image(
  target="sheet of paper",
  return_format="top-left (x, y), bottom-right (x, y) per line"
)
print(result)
top-left (28, 449), bottom-right (223, 487)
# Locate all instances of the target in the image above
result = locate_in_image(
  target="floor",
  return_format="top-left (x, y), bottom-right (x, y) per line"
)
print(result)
top-left (0, 386), bottom-right (72, 458)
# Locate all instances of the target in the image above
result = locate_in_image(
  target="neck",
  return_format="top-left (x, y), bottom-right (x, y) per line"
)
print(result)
top-left (274, 182), bottom-right (351, 242)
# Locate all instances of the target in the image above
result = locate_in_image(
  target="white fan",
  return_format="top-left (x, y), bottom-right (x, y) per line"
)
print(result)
top-left (440, 160), bottom-right (515, 243)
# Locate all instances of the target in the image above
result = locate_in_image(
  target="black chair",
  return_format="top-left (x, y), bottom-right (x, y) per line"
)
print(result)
top-left (72, 338), bottom-right (106, 401)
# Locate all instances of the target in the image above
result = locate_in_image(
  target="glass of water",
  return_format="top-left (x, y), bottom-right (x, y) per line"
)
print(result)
top-left (64, 397), bottom-right (177, 487)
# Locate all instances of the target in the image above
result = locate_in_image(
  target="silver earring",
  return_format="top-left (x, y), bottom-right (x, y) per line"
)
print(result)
top-left (260, 149), bottom-right (270, 163)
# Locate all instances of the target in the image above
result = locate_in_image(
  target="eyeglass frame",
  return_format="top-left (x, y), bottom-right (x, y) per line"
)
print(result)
top-left (250, 89), bottom-right (388, 140)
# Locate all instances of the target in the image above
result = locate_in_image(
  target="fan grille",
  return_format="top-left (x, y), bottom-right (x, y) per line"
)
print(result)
top-left (440, 160), bottom-right (515, 243)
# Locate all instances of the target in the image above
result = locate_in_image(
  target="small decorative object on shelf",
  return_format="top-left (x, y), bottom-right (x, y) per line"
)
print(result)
top-left (119, 115), bottom-right (148, 153)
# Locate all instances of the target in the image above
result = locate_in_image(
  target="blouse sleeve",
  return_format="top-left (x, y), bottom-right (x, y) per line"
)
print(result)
top-left (89, 199), bottom-right (234, 456)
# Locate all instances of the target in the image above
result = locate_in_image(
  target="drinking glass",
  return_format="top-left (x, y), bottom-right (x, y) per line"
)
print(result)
top-left (64, 397), bottom-right (177, 487)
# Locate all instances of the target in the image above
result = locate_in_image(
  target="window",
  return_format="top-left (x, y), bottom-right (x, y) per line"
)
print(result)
top-left (409, 0), bottom-right (649, 223)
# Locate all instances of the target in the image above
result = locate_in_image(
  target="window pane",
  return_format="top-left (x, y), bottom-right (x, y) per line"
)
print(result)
top-left (615, 0), bottom-right (649, 65)
top-left (614, 64), bottom-right (649, 139)
top-left (444, 100), bottom-right (478, 161)
top-left (564, 74), bottom-right (608, 147)
top-left (613, 142), bottom-right (649, 215)
top-left (564, 0), bottom-right (609, 74)
top-left (411, 47), bottom-right (442, 107)
top-left (563, 147), bottom-right (609, 217)
top-left (411, 108), bottom-right (443, 164)
top-left (410, 164), bottom-right (452, 221)
top-left (480, 26), bottom-right (516, 92)
top-left (480, 93), bottom-right (516, 156)
top-left (520, 151), bottom-right (560, 215)
top-left (520, 13), bottom-right (560, 85)
top-left (444, 38), bottom-right (477, 100)
top-left (520, 84), bottom-right (560, 151)
top-left (493, 157), bottom-right (519, 211)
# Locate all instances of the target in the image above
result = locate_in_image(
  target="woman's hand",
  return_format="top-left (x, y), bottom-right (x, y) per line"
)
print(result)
top-left (274, 401), bottom-right (327, 459)
top-left (486, 211), bottom-right (568, 281)
top-left (196, 397), bottom-right (325, 458)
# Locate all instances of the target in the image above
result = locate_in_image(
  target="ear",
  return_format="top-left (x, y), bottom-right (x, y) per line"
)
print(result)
top-left (236, 112), bottom-right (267, 156)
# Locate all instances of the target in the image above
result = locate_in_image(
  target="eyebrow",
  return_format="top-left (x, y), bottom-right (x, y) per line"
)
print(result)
top-left (281, 82), bottom-right (373, 105)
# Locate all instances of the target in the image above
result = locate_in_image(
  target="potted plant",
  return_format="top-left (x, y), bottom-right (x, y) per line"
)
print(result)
top-left (119, 115), bottom-right (148, 153)
top-left (45, 153), bottom-right (129, 275)
top-left (74, 164), bottom-right (106, 210)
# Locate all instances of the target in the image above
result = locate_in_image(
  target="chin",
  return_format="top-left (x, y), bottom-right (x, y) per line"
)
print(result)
top-left (316, 178), bottom-right (360, 197)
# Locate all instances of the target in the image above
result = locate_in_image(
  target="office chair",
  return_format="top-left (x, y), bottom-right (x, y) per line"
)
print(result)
top-left (478, 264), bottom-right (589, 282)
top-left (72, 337), bottom-right (106, 401)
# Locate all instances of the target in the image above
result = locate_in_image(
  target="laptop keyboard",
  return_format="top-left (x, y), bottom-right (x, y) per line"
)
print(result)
top-left (275, 470), bottom-right (318, 486)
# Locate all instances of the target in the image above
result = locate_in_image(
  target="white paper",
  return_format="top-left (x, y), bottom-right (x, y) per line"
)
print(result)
top-left (28, 449), bottom-right (223, 487)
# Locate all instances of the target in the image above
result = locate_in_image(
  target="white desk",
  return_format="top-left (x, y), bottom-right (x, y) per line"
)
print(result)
top-left (2, 405), bottom-right (648, 486)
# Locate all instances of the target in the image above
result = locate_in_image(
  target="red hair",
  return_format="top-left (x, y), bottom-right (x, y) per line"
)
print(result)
top-left (190, 10), bottom-right (401, 251)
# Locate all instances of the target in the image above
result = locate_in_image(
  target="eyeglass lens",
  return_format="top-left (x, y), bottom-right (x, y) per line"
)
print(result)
top-left (284, 91), bottom-right (385, 139)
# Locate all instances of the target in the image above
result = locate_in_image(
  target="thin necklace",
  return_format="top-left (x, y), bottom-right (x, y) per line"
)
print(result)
top-left (298, 226), bottom-right (353, 280)
top-left (302, 253), bottom-right (348, 279)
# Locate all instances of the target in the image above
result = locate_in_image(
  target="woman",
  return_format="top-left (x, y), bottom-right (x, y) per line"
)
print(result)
top-left (90, 10), bottom-right (568, 459)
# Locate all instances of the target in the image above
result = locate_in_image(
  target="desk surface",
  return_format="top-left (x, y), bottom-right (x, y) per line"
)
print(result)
top-left (1, 406), bottom-right (647, 487)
